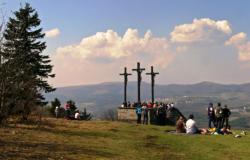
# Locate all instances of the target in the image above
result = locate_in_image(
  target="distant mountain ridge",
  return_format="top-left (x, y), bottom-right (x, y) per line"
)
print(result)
top-left (45, 81), bottom-right (250, 110)
top-left (45, 81), bottom-right (250, 127)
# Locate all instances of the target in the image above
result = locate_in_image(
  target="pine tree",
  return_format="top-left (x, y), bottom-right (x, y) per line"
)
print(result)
top-left (0, 13), bottom-right (14, 123)
top-left (81, 108), bottom-right (92, 120)
top-left (2, 3), bottom-right (55, 120)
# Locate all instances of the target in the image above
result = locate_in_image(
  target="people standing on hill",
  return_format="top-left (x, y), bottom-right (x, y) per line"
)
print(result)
top-left (157, 103), bottom-right (166, 125)
top-left (142, 103), bottom-right (149, 125)
top-left (135, 103), bottom-right (142, 124)
top-left (222, 105), bottom-right (231, 129)
top-left (215, 102), bottom-right (223, 129)
top-left (207, 102), bottom-right (215, 128)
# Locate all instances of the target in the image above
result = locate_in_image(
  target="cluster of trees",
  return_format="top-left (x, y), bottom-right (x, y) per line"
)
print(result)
top-left (0, 3), bottom-right (54, 123)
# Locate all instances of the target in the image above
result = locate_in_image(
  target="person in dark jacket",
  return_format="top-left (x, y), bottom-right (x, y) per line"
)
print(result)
top-left (222, 105), bottom-right (231, 129)
top-left (215, 102), bottom-right (223, 129)
top-left (207, 102), bottom-right (215, 128)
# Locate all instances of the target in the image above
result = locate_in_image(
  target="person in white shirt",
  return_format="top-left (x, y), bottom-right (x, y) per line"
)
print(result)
top-left (75, 110), bottom-right (80, 120)
top-left (55, 106), bottom-right (59, 118)
top-left (186, 114), bottom-right (199, 134)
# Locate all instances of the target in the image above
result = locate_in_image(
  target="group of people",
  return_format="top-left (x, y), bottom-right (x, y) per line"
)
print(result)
top-left (61, 102), bottom-right (81, 120)
top-left (207, 102), bottom-right (231, 129)
top-left (176, 102), bottom-right (232, 135)
top-left (134, 102), bottom-right (175, 125)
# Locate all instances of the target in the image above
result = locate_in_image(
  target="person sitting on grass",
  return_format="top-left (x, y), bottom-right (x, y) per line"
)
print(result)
top-left (186, 114), bottom-right (199, 134)
top-left (186, 114), bottom-right (208, 134)
top-left (176, 116), bottom-right (186, 133)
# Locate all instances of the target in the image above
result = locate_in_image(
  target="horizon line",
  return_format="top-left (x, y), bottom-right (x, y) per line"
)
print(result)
top-left (54, 80), bottom-right (250, 88)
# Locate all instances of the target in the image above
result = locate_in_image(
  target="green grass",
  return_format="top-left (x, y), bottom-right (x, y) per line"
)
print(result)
top-left (0, 118), bottom-right (250, 160)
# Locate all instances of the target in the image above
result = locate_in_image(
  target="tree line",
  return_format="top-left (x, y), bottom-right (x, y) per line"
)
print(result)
top-left (0, 3), bottom-right (54, 124)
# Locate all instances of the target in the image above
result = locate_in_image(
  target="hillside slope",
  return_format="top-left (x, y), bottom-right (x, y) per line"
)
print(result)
top-left (1, 118), bottom-right (250, 160)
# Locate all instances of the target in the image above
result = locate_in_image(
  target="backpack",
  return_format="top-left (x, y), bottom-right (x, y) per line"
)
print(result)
top-left (215, 107), bottom-right (223, 118)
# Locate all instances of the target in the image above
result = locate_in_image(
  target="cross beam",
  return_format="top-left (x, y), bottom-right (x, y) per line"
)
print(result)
top-left (146, 66), bottom-right (159, 103)
top-left (119, 67), bottom-right (132, 107)
top-left (132, 62), bottom-right (145, 104)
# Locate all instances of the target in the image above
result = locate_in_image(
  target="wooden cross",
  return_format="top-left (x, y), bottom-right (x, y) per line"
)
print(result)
top-left (119, 67), bottom-right (132, 107)
top-left (132, 62), bottom-right (145, 104)
top-left (146, 66), bottom-right (159, 103)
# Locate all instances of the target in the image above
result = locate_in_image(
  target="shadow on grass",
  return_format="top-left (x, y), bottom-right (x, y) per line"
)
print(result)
top-left (0, 139), bottom-right (117, 160)
top-left (39, 126), bottom-right (117, 138)
top-left (7, 123), bottom-right (117, 139)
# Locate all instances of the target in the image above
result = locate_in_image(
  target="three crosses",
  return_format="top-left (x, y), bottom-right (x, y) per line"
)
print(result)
top-left (119, 62), bottom-right (159, 107)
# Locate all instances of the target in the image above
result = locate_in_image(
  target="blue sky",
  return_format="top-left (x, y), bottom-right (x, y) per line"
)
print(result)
top-left (5, 1), bottom-right (250, 46)
top-left (3, 1), bottom-right (250, 86)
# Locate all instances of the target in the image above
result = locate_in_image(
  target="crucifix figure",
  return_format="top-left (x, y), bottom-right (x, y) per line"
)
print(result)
top-left (132, 62), bottom-right (145, 104)
top-left (119, 67), bottom-right (132, 107)
top-left (146, 66), bottom-right (159, 103)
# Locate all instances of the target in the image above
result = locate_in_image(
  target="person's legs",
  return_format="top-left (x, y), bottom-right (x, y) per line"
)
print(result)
top-left (219, 118), bottom-right (223, 129)
top-left (208, 117), bottom-right (212, 128)
top-left (159, 114), bottom-right (163, 125)
top-left (142, 113), bottom-right (145, 124)
top-left (137, 114), bottom-right (140, 124)
top-left (145, 115), bottom-right (148, 125)
top-left (138, 114), bottom-right (141, 124)
top-left (214, 117), bottom-right (218, 127)
top-left (212, 118), bottom-right (216, 128)
top-left (225, 117), bottom-right (229, 129)
top-left (221, 117), bottom-right (225, 128)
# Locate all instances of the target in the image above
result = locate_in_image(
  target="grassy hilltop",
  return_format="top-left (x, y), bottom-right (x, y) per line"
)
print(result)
top-left (0, 118), bottom-right (250, 160)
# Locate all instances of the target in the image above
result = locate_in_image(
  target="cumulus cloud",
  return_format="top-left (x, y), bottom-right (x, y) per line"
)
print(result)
top-left (50, 18), bottom-right (250, 86)
top-left (51, 28), bottom-right (173, 86)
top-left (225, 32), bottom-right (247, 46)
top-left (45, 28), bottom-right (60, 38)
top-left (225, 32), bottom-right (250, 61)
top-left (237, 42), bottom-right (250, 61)
top-left (170, 18), bottom-right (232, 43)
top-left (54, 28), bottom-right (173, 66)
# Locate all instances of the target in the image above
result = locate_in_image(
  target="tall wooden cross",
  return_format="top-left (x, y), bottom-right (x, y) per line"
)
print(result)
top-left (119, 67), bottom-right (132, 107)
top-left (146, 66), bottom-right (159, 103)
top-left (132, 62), bottom-right (145, 104)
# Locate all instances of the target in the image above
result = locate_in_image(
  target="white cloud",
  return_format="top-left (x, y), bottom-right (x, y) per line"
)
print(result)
top-left (225, 32), bottom-right (250, 61)
top-left (225, 32), bottom-right (247, 46)
top-left (170, 18), bottom-right (232, 43)
top-left (50, 18), bottom-right (250, 86)
top-left (51, 28), bottom-right (173, 86)
top-left (45, 28), bottom-right (60, 38)
top-left (54, 28), bottom-right (173, 66)
top-left (238, 42), bottom-right (250, 61)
